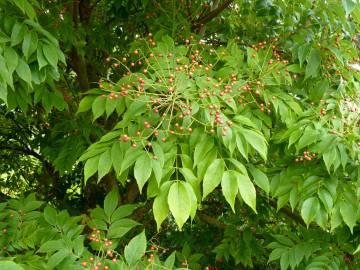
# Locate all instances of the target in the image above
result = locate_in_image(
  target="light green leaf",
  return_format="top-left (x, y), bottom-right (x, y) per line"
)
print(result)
top-left (193, 136), bottom-right (213, 167)
top-left (124, 231), bottom-right (147, 267)
top-left (134, 154), bottom-right (152, 192)
top-left (42, 44), bottom-right (59, 68)
top-left (37, 45), bottom-right (48, 69)
top-left (301, 197), bottom-right (320, 227)
top-left (236, 172), bottom-right (257, 213)
top-left (48, 250), bottom-right (67, 269)
top-left (16, 58), bottom-right (32, 84)
top-left (305, 48), bottom-right (321, 79)
top-left (340, 201), bottom-right (357, 233)
top-left (92, 96), bottom-right (106, 120)
top-left (342, 0), bottom-right (356, 15)
top-left (354, 244), bottom-right (360, 255)
top-left (111, 204), bottom-right (137, 222)
top-left (104, 189), bottom-right (119, 218)
top-left (183, 182), bottom-right (198, 220)
top-left (44, 205), bottom-right (57, 225)
top-left (0, 261), bottom-right (25, 270)
top-left (168, 181), bottom-right (191, 230)
top-left (241, 128), bottom-right (267, 160)
top-left (22, 31), bottom-right (38, 60)
top-left (98, 149), bottom-right (112, 181)
top-left (248, 166), bottom-right (270, 194)
top-left (4, 47), bottom-right (18, 74)
top-left (84, 155), bottom-right (100, 184)
top-left (153, 182), bottom-right (171, 230)
top-left (11, 22), bottom-right (27, 46)
top-left (120, 148), bottom-right (142, 174)
top-left (202, 159), bottom-right (225, 199)
top-left (221, 170), bottom-right (238, 212)
top-left (297, 126), bottom-right (318, 149)
top-left (107, 219), bottom-right (139, 238)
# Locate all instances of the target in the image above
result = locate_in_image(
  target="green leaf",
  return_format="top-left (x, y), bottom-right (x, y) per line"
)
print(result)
top-left (164, 252), bottom-right (176, 269)
top-left (193, 136), bottom-right (213, 167)
top-left (340, 201), bottom-right (357, 233)
top-left (121, 147), bottom-right (143, 174)
top-left (77, 95), bottom-right (96, 113)
top-left (16, 58), bottom-right (32, 84)
top-left (104, 189), bottom-right (119, 219)
top-left (342, 0), bottom-right (356, 15)
top-left (22, 31), bottom-right (38, 60)
top-left (248, 166), bottom-right (270, 194)
top-left (44, 205), bottom-right (57, 225)
top-left (37, 45), bottom-right (48, 69)
top-left (48, 250), bottom-right (67, 269)
top-left (297, 126), bottom-right (318, 149)
top-left (107, 219), bottom-right (139, 238)
top-left (241, 128), bottom-right (267, 160)
top-left (301, 197), bottom-right (319, 227)
top-left (124, 230), bottom-right (147, 266)
top-left (354, 244), bottom-right (360, 255)
top-left (4, 47), bottom-right (18, 74)
top-left (42, 44), bottom-right (59, 68)
top-left (236, 172), bottom-right (257, 213)
top-left (98, 149), bottom-right (112, 181)
top-left (202, 159), bottom-right (225, 199)
top-left (38, 239), bottom-right (65, 253)
top-left (84, 155), bottom-right (100, 184)
top-left (168, 181), bottom-right (191, 230)
top-left (297, 43), bottom-right (310, 67)
top-left (92, 96), bottom-right (106, 120)
top-left (221, 170), bottom-right (238, 212)
top-left (111, 204), bottom-right (137, 222)
top-left (134, 154), bottom-right (152, 192)
top-left (183, 182), bottom-right (198, 220)
top-left (0, 261), bottom-right (25, 270)
top-left (11, 22), bottom-right (27, 46)
top-left (153, 182), bottom-right (171, 230)
top-left (305, 48), bottom-right (321, 79)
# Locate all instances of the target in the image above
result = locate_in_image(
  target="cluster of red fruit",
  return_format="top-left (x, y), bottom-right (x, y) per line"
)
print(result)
top-left (295, 151), bottom-right (317, 162)
top-left (81, 228), bottom-right (117, 269)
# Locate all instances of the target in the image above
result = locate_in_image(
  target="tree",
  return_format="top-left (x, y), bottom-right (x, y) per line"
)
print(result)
top-left (0, 0), bottom-right (359, 269)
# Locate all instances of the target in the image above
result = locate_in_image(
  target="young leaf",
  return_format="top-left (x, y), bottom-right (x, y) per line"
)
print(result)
top-left (168, 181), bottom-right (191, 230)
top-left (202, 159), bottom-right (225, 199)
top-left (236, 172), bottom-right (257, 213)
top-left (124, 231), bottom-right (147, 267)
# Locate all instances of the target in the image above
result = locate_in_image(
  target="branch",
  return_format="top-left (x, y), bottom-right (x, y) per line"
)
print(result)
top-left (0, 143), bottom-right (43, 161)
top-left (192, 0), bottom-right (233, 31)
top-left (268, 198), bottom-right (306, 226)
top-left (197, 212), bottom-right (227, 229)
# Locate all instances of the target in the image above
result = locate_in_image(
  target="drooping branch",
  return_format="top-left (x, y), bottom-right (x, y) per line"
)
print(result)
top-left (268, 198), bottom-right (306, 226)
top-left (0, 143), bottom-right (43, 161)
top-left (192, 0), bottom-right (233, 31)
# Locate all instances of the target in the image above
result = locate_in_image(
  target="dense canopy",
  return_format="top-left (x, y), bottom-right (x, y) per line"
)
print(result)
top-left (0, 0), bottom-right (360, 269)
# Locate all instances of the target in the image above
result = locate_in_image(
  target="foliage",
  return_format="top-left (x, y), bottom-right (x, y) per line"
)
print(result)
top-left (0, 0), bottom-right (360, 269)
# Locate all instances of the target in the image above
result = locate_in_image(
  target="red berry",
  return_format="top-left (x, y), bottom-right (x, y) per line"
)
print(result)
top-left (82, 261), bottom-right (87, 267)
